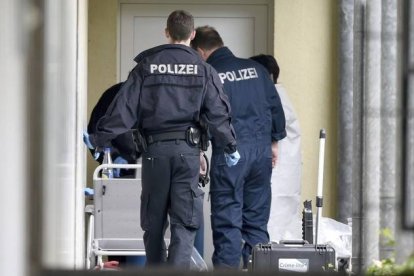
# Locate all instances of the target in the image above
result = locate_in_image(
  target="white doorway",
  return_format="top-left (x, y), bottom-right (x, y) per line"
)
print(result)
top-left (119, 1), bottom-right (272, 80)
top-left (118, 0), bottom-right (273, 268)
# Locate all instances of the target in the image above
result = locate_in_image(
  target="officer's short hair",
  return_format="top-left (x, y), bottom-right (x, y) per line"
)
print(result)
top-left (191, 26), bottom-right (224, 51)
top-left (167, 10), bottom-right (194, 41)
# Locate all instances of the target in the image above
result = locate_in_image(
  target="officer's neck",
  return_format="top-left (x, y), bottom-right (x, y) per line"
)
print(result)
top-left (169, 39), bottom-right (191, 47)
top-left (166, 30), bottom-right (194, 47)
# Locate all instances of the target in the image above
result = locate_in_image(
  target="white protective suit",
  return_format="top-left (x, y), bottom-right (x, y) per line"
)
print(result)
top-left (269, 83), bottom-right (302, 241)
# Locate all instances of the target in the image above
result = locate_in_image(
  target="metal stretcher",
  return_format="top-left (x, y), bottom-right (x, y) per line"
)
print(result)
top-left (85, 163), bottom-right (207, 270)
top-left (85, 163), bottom-right (161, 269)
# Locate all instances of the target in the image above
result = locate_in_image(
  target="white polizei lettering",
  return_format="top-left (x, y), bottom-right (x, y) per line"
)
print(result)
top-left (226, 71), bottom-right (235, 81)
top-left (187, 64), bottom-right (194, 74)
top-left (237, 69), bottom-right (243, 79)
top-left (219, 67), bottom-right (259, 82)
top-left (248, 67), bottom-right (258, 78)
top-left (241, 69), bottom-right (249, 79)
top-left (150, 64), bottom-right (157, 73)
top-left (234, 70), bottom-right (243, 81)
top-left (149, 64), bottom-right (199, 75)
top-left (218, 73), bottom-right (226, 83)
top-left (158, 64), bottom-right (167, 73)
top-left (178, 64), bottom-right (186, 74)
top-left (232, 69), bottom-right (241, 80)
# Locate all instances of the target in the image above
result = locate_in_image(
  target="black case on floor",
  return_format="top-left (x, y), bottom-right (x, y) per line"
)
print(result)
top-left (249, 241), bottom-right (336, 273)
top-left (249, 130), bottom-right (337, 273)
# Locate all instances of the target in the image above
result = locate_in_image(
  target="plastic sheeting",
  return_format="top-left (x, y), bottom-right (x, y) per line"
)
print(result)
top-left (317, 217), bottom-right (352, 258)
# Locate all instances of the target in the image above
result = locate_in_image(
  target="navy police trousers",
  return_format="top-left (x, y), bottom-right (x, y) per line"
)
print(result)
top-left (210, 142), bottom-right (272, 269)
top-left (141, 140), bottom-right (203, 269)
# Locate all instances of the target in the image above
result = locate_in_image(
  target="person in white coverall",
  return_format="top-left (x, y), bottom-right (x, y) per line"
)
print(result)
top-left (250, 54), bottom-right (303, 242)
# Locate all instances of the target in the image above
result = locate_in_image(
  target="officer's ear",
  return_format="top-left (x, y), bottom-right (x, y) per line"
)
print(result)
top-left (165, 28), bottom-right (175, 43)
top-left (189, 30), bottom-right (195, 41)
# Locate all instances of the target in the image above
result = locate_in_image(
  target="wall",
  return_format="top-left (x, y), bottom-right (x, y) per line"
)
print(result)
top-left (41, 0), bottom-right (88, 269)
top-left (274, 0), bottom-right (339, 218)
top-left (88, 0), bottom-right (119, 179)
top-left (88, 0), bottom-right (339, 217)
top-left (1, 1), bottom-right (28, 275)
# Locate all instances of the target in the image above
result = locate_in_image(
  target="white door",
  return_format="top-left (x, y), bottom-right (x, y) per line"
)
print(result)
top-left (119, 2), bottom-right (271, 80)
top-left (118, 1), bottom-right (272, 267)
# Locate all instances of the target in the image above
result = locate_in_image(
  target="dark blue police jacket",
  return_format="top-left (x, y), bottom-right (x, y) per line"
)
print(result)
top-left (207, 47), bottom-right (286, 146)
top-left (90, 44), bottom-right (236, 150)
top-left (88, 82), bottom-right (140, 164)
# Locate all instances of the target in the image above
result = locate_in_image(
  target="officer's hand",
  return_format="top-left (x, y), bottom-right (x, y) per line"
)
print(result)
top-left (83, 131), bottom-right (94, 150)
top-left (113, 156), bottom-right (128, 178)
top-left (224, 150), bottom-right (240, 167)
top-left (200, 152), bottom-right (207, 175)
top-left (271, 141), bottom-right (278, 168)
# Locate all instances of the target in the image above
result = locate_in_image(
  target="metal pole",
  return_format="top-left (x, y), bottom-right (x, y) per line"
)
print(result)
top-left (338, 0), bottom-right (355, 224)
top-left (315, 129), bottom-right (326, 245)
top-left (397, 0), bottom-right (414, 263)
top-left (362, 0), bottom-right (382, 269)
top-left (351, 0), bottom-right (366, 272)
top-left (379, 0), bottom-right (398, 261)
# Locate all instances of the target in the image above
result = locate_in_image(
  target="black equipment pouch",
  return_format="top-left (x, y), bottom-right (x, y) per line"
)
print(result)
top-left (132, 128), bottom-right (147, 153)
top-left (186, 127), bottom-right (201, 146)
top-left (199, 152), bottom-right (210, 187)
top-left (199, 125), bottom-right (210, 151)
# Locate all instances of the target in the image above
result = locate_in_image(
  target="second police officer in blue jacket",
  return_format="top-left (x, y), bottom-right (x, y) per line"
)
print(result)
top-left (84, 11), bottom-right (240, 269)
top-left (191, 26), bottom-right (286, 269)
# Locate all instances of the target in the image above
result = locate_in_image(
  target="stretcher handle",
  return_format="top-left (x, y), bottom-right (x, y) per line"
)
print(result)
top-left (316, 129), bottom-right (326, 200)
top-left (315, 129), bottom-right (326, 245)
top-left (93, 164), bottom-right (142, 180)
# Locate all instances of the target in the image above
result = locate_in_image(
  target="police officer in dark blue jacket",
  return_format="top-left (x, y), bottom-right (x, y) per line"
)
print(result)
top-left (87, 82), bottom-right (140, 178)
top-left (191, 26), bottom-right (286, 269)
top-left (83, 11), bottom-right (240, 269)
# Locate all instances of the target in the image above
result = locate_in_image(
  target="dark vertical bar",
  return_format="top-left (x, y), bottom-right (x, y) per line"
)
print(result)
top-left (401, 0), bottom-right (414, 230)
top-left (27, 0), bottom-right (45, 274)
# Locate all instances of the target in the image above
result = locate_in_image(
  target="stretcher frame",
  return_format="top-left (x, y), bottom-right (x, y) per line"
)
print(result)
top-left (85, 163), bottom-right (207, 270)
top-left (85, 163), bottom-right (152, 269)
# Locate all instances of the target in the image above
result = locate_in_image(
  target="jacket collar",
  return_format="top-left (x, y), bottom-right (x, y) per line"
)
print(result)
top-left (134, 44), bottom-right (197, 63)
top-left (206, 47), bottom-right (234, 64)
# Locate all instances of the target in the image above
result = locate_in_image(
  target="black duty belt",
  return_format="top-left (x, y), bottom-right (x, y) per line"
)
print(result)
top-left (146, 131), bottom-right (187, 144)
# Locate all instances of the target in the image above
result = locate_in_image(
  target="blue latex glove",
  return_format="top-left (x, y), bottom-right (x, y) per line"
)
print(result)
top-left (84, 187), bottom-right (95, 196)
top-left (83, 131), bottom-right (101, 160)
top-left (224, 150), bottom-right (240, 167)
top-left (83, 131), bottom-right (94, 149)
top-left (93, 150), bottom-right (101, 160)
top-left (113, 156), bottom-right (128, 178)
